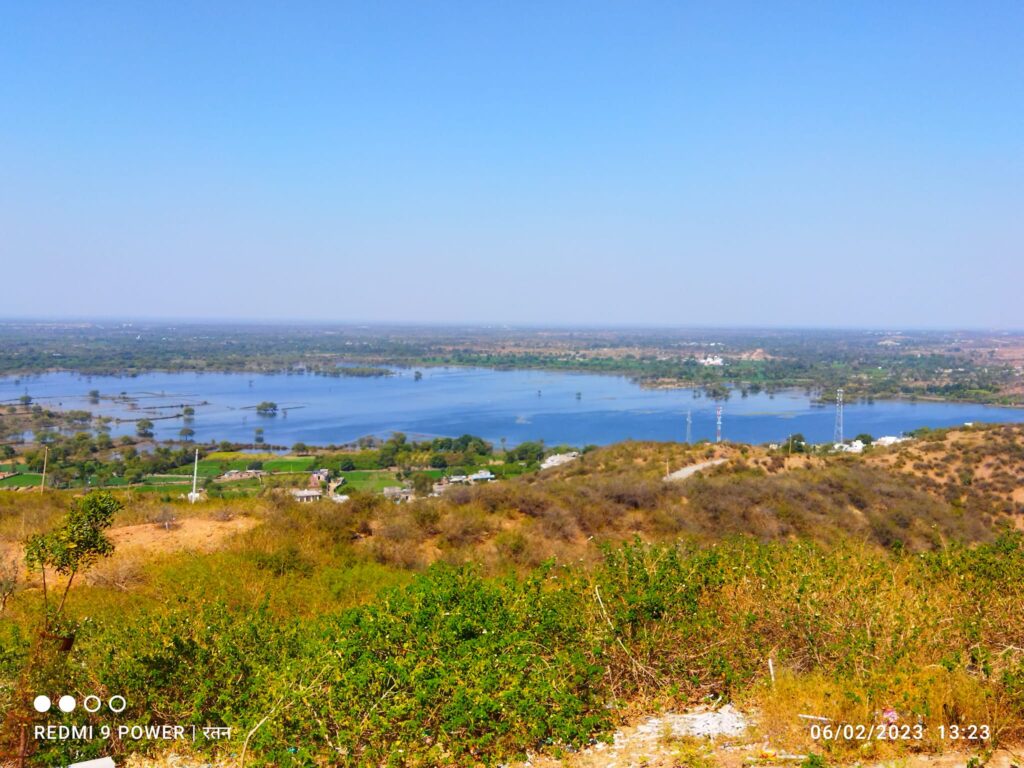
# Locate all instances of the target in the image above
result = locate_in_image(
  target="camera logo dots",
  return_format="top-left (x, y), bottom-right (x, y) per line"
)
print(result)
top-left (32, 693), bottom-right (127, 714)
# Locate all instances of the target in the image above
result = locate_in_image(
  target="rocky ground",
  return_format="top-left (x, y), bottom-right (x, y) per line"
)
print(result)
top-left (110, 705), bottom-right (1018, 768)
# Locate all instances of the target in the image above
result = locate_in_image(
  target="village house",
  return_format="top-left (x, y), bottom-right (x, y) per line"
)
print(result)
top-left (383, 486), bottom-right (413, 502)
top-left (218, 468), bottom-right (266, 481)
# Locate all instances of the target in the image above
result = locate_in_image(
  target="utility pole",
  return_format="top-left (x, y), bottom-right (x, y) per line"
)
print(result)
top-left (39, 445), bottom-right (48, 493)
top-left (188, 448), bottom-right (200, 504)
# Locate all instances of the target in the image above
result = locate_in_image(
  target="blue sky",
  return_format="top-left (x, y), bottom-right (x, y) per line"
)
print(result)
top-left (1, 1), bottom-right (1021, 328)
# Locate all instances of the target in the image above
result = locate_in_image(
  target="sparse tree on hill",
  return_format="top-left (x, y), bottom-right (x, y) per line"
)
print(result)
top-left (25, 491), bottom-right (119, 631)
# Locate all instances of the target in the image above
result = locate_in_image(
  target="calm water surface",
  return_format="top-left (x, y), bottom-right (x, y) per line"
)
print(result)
top-left (3, 368), bottom-right (1023, 447)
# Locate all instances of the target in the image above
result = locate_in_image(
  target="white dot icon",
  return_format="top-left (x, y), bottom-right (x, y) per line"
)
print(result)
top-left (33, 695), bottom-right (51, 713)
top-left (58, 695), bottom-right (77, 713)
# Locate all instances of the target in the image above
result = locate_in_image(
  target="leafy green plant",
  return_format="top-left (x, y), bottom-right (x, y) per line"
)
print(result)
top-left (24, 491), bottom-right (119, 631)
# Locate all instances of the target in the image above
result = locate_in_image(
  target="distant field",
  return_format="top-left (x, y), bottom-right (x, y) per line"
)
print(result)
top-left (337, 470), bottom-right (399, 492)
top-left (0, 472), bottom-right (42, 488)
top-left (168, 456), bottom-right (316, 477)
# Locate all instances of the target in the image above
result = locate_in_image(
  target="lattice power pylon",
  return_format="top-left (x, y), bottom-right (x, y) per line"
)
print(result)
top-left (686, 409), bottom-right (692, 443)
top-left (715, 405), bottom-right (723, 443)
top-left (834, 388), bottom-right (844, 444)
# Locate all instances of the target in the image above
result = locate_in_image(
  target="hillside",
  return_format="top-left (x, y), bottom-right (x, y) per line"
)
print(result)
top-left (2, 427), bottom-right (1024, 767)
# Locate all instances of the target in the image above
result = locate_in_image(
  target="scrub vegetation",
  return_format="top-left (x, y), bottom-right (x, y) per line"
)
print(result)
top-left (1, 425), bottom-right (1023, 766)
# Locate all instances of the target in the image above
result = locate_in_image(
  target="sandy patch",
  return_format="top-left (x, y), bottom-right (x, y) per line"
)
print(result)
top-left (109, 515), bottom-right (258, 555)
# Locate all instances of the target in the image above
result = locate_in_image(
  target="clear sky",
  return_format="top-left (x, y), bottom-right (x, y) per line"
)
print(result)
top-left (1, 2), bottom-right (1021, 328)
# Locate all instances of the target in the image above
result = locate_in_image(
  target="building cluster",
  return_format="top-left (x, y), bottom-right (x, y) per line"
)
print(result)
top-left (833, 435), bottom-right (909, 453)
top-left (290, 468), bottom-right (348, 503)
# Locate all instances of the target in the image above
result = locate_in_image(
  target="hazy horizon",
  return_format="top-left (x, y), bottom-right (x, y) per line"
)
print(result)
top-left (2, 2), bottom-right (1022, 328)
top-left (3, 315), bottom-right (1022, 335)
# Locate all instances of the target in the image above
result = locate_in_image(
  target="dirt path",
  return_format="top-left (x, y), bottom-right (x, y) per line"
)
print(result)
top-left (664, 458), bottom-right (728, 482)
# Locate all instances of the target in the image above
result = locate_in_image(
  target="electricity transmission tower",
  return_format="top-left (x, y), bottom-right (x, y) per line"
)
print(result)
top-left (834, 388), bottom-right (844, 444)
top-left (685, 409), bottom-right (692, 443)
top-left (715, 405), bottom-right (723, 443)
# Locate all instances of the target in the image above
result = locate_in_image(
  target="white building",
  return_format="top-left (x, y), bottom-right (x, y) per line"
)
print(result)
top-left (541, 452), bottom-right (580, 470)
top-left (833, 440), bottom-right (865, 454)
top-left (873, 435), bottom-right (908, 447)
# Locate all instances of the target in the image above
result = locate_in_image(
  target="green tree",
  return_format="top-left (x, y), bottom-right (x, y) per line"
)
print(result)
top-left (256, 401), bottom-right (278, 416)
top-left (179, 427), bottom-right (195, 441)
top-left (24, 491), bottom-right (120, 628)
top-left (511, 441), bottom-right (544, 463)
top-left (412, 472), bottom-right (434, 496)
top-left (378, 443), bottom-right (398, 468)
top-left (136, 418), bottom-right (155, 438)
top-left (783, 434), bottom-right (807, 454)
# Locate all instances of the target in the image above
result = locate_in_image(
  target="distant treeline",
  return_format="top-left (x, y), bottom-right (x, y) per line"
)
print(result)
top-left (0, 322), bottom-right (1018, 405)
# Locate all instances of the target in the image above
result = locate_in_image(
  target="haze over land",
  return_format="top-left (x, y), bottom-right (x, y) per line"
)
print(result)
top-left (2, 2), bottom-right (1023, 328)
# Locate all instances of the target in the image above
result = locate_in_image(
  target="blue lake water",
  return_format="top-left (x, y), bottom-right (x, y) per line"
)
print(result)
top-left (2, 368), bottom-right (1023, 448)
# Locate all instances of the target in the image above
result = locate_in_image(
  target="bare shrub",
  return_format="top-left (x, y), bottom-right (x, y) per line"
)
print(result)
top-left (439, 508), bottom-right (493, 547)
top-left (152, 506), bottom-right (180, 531)
top-left (0, 558), bottom-right (17, 613)
top-left (538, 506), bottom-right (581, 542)
top-left (598, 476), bottom-right (663, 509)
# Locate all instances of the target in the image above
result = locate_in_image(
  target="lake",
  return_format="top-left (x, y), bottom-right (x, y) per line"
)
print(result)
top-left (3, 367), bottom-right (1023, 448)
